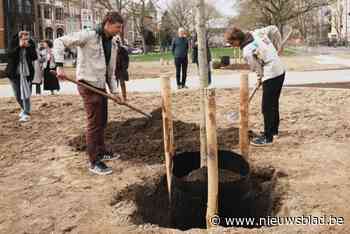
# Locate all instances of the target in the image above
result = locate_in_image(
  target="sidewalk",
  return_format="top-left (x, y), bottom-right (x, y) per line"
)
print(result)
top-left (1, 69), bottom-right (350, 97)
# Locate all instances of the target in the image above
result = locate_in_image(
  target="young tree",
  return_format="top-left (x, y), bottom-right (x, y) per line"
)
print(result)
top-left (129, 0), bottom-right (159, 54)
top-left (159, 11), bottom-right (173, 52)
top-left (166, 0), bottom-right (222, 34)
top-left (196, 0), bottom-right (209, 168)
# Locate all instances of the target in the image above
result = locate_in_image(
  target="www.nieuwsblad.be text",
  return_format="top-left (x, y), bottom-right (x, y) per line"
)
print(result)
top-left (209, 215), bottom-right (345, 227)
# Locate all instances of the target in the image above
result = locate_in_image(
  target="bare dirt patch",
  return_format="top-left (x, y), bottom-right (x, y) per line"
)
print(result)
top-left (0, 88), bottom-right (350, 233)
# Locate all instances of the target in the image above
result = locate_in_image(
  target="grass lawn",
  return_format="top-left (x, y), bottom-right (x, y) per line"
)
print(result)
top-left (130, 47), bottom-right (296, 62)
top-left (130, 47), bottom-right (240, 62)
top-left (283, 47), bottom-right (298, 56)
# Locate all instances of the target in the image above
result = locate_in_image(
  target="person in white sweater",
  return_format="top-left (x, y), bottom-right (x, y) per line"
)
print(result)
top-left (225, 25), bottom-right (286, 146)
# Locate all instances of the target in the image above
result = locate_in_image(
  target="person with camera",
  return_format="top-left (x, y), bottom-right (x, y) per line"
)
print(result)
top-left (6, 31), bottom-right (38, 122)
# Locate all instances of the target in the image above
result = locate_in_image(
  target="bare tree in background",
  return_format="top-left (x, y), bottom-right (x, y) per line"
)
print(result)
top-left (234, 0), bottom-right (334, 36)
top-left (166, 0), bottom-right (221, 34)
top-left (128, 0), bottom-right (159, 54)
top-left (330, 2), bottom-right (344, 43)
top-left (166, 0), bottom-right (196, 32)
top-left (95, 0), bottom-right (131, 11)
top-left (96, 0), bottom-right (159, 53)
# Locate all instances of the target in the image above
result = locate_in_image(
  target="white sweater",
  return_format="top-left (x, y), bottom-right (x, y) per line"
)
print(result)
top-left (242, 26), bottom-right (285, 82)
top-left (54, 30), bottom-right (118, 93)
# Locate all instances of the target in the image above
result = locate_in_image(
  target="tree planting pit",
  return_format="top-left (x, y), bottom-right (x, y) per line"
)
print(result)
top-left (113, 150), bottom-right (285, 231)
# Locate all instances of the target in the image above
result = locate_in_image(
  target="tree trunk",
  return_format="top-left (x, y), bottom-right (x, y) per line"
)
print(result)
top-left (205, 89), bottom-right (219, 229)
top-left (141, 36), bottom-right (148, 54)
top-left (196, 0), bottom-right (209, 167)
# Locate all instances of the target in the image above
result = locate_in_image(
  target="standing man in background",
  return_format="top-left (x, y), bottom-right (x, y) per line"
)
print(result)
top-left (171, 28), bottom-right (189, 89)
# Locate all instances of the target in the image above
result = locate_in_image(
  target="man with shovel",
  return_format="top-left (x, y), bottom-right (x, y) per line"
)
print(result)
top-left (54, 12), bottom-right (124, 175)
top-left (225, 25), bottom-right (286, 147)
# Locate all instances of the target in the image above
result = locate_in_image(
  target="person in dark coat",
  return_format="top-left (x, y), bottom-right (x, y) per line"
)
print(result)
top-left (115, 38), bottom-right (129, 101)
top-left (192, 33), bottom-right (212, 85)
top-left (171, 27), bottom-right (189, 89)
top-left (42, 40), bottom-right (60, 94)
top-left (6, 31), bottom-right (37, 122)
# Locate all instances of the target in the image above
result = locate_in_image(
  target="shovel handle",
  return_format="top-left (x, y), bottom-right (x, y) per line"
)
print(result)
top-left (248, 83), bottom-right (261, 103)
top-left (53, 72), bottom-right (152, 118)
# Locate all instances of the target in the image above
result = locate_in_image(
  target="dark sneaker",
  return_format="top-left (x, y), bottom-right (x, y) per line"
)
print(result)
top-left (251, 136), bottom-right (273, 147)
top-left (260, 131), bottom-right (279, 140)
top-left (99, 151), bottom-right (121, 161)
top-left (177, 85), bottom-right (182, 90)
top-left (89, 161), bottom-right (113, 175)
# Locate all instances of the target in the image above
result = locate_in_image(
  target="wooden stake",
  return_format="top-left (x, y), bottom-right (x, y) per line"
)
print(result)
top-left (239, 72), bottom-right (249, 159)
top-left (205, 88), bottom-right (219, 228)
top-left (160, 73), bottom-right (174, 203)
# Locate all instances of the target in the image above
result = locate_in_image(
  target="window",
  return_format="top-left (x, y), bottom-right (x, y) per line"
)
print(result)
top-left (82, 0), bottom-right (88, 9)
top-left (24, 0), bottom-right (32, 14)
top-left (44, 6), bottom-right (51, 19)
top-left (55, 8), bottom-right (63, 21)
top-left (38, 5), bottom-right (42, 18)
top-left (45, 27), bottom-right (53, 40)
top-left (17, 0), bottom-right (23, 13)
top-left (57, 28), bottom-right (64, 38)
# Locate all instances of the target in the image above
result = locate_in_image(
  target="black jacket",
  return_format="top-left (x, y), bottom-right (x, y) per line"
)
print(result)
top-left (171, 37), bottom-right (189, 58)
top-left (192, 35), bottom-right (211, 64)
top-left (115, 42), bottom-right (129, 82)
top-left (5, 34), bottom-right (37, 81)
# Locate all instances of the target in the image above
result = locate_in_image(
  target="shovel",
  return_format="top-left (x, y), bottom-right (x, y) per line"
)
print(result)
top-left (227, 82), bottom-right (261, 122)
top-left (53, 72), bottom-right (152, 119)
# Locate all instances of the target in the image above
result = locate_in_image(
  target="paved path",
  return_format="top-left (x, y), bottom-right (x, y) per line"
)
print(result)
top-left (1, 69), bottom-right (350, 97)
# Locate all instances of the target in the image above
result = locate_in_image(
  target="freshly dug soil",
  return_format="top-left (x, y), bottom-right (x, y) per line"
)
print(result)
top-left (68, 108), bottom-right (239, 165)
top-left (1, 88), bottom-right (350, 233)
top-left (68, 108), bottom-right (200, 164)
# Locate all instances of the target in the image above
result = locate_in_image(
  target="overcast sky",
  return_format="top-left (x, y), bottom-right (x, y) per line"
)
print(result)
top-left (209, 0), bottom-right (237, 16)
top-left (158, 0), bottom-right (238, 17)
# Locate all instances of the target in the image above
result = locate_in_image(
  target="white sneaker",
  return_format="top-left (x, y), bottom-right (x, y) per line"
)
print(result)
top-left (18, 111), bottom-right (24, 117)
top-left (19, 114), bottom-right (30, 122)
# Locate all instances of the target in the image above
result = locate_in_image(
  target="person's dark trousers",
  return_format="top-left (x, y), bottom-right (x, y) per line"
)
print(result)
top-left (78, 85), bottom-right (108, 164)
top-left (9, 76), bottom-right (32, 115)
top-left (175, 57), bottom-right (188, 87)
top-left (262, 73), bottom-right (285, 141)
top-left (208, 66), bottom-right (212, 85)
top-left (196, 63), bottom-right (212, 85)
top-left (33, 84), bottom-right (41, 95)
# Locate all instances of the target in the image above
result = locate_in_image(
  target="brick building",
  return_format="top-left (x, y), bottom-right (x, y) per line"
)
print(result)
top-left (0, 0), bottom-right (37, 60)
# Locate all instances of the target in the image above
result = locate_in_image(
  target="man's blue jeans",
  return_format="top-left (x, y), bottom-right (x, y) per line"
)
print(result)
top-left (10, 77), bottom-right (32, 115)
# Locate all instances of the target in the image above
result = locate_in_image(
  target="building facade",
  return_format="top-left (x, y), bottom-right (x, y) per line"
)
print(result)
top-left (64, 0), bottom-right (81, 35)
top-left (2, 0), bottom-right (36, 47)
top-left (37, 0), bottom-right (65, 40)
top-left (0, 0), bottom-right (5, 54)
top-left (0, 0), bottom-right (159, 58)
